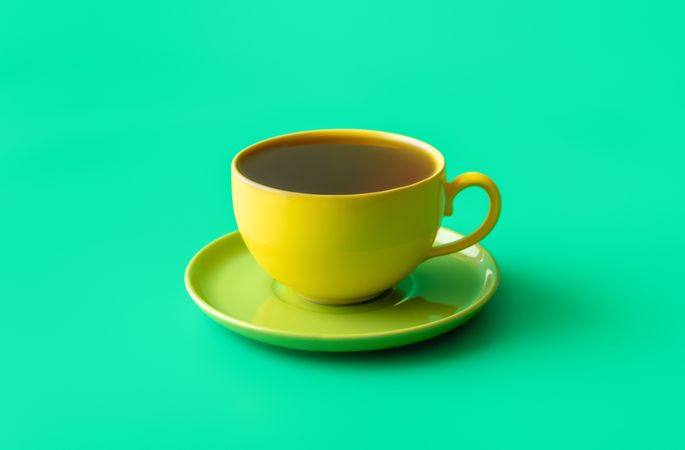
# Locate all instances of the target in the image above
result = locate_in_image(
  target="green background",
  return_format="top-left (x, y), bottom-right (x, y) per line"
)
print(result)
top-left (2, 0), bottom-right (684, 448)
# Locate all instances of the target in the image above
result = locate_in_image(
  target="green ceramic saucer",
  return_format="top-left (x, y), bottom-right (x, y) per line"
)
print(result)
top-left (184, 227), bottom-right (499, 352)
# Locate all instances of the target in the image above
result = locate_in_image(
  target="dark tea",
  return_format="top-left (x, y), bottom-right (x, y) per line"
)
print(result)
top-left (236, 142), bottom-right (437, 195)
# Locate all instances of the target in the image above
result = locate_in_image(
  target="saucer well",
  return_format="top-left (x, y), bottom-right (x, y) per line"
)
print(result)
top-left (184, 227), bottom-right (499, 352)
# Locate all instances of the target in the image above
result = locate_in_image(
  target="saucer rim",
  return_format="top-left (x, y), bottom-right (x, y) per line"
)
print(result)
top-left (184, 227), bottom-right (499, 342)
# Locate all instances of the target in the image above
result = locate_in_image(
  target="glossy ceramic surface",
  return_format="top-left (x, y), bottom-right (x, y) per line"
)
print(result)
top-left (185, 227), bottom-right (499, 351)
top-left (232, 129), bottom-right (501, 304)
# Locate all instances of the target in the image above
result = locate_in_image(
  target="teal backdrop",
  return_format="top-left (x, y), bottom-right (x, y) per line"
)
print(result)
top-left (2, 0), bottom-right (684, 448)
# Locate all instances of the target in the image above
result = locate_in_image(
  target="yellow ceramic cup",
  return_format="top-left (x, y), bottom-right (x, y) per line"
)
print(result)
top-left (232, 129), bottom-right (501, 305)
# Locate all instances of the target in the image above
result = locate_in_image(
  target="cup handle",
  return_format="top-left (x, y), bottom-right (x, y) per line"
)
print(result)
top-left (425, 172), bottom-right (501, 260)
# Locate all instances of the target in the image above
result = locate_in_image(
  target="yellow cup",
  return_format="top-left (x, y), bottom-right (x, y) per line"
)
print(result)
top-left (232, 129), bottom-right (501, 305)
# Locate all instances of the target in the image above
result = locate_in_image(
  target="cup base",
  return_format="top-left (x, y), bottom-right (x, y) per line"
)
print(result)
top-left (294, 290), bottom-right (389, 306)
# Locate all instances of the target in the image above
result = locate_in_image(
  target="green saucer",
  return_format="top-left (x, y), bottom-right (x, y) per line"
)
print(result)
top-left (184, 227), bottom-right (499, 352)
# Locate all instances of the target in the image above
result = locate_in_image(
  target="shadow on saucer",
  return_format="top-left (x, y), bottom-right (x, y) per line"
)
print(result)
top-left (231, 265), bottom-right (603, 367)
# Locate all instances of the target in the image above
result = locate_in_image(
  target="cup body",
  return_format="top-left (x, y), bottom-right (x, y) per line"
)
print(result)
top-left (232, 129), bottom-right (446, 305)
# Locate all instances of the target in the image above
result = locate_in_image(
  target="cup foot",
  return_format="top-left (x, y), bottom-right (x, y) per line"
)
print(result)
top-left (294, 290), bottom-right (389, 306)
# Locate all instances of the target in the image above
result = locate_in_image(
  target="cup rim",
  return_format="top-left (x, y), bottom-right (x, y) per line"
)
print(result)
top-left (231, 129), bottom-right (446, 198)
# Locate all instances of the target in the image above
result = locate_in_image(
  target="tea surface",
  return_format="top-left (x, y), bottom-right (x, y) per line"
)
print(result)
top-left (237, 143), bottom-right (437, 194)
